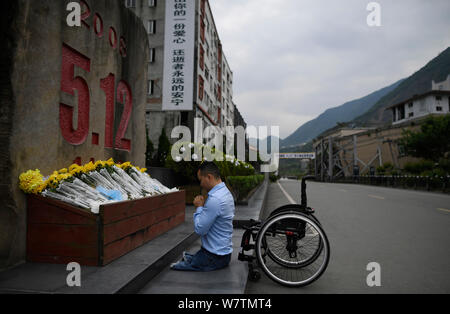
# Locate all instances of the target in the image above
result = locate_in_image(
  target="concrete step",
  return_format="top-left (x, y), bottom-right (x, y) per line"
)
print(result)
top-left (0, 178), bottom-right (268, 294)
top-left (137, 178), bottom-right (269, 294)
top-left (0, 212), bottom-right (199, 294)
top-left (138, 229), bottom-right (247, 294)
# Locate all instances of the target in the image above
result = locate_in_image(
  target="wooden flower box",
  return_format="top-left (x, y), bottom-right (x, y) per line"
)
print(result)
top-left (26, 190), bottom-right (186, 266)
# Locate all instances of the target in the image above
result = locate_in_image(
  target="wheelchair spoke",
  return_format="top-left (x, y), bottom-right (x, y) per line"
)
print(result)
top-left (255, 212), bottom-right (330, 287)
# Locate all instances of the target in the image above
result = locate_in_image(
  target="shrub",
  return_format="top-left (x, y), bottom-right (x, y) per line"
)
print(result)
top-left (165, 141), bottom-right (256, 184)
top-left (403, 160), bottom-right (434, 175)
top-left (269, 173), bottom-right (278, 182)
top-left (226, 175), bottom-right (264, 201)
top-left (376, 162), bottom-right (394, 175)
top-left (438, 158), bottom-right (450, 174)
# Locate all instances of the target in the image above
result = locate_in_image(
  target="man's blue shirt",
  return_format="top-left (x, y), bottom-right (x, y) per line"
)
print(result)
top-left (193, 182), bottom-right (235, 256)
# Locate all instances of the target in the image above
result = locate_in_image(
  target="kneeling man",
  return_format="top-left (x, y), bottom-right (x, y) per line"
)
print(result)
top-left (171, 162), bottom-right (235, 272)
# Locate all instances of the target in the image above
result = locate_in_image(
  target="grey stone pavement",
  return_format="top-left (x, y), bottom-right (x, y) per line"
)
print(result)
top-left (0, 178), bottom-right (268, 294)
top-left (139, 178), bottom-right (269, 294)
top-left (245, 179), bottom-right (450, 294)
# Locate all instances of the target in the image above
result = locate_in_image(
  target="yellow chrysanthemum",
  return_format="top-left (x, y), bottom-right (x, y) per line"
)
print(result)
top-left (69, 164), bottom-right (80, 172)
top-left (19, 169), bottom-right (44, 194)
top-left (59, 168), bottom-right (68, 174)
top-left (119, 162), bottom-right (132, 170)
top-left (140, 168), bottom-right (147, 173)
top-left (83, 161), bottom-right (96, 173)
top-left (36, 180), bottom-right (50, 194)
top-left (106, 158), bottom-right (115, 166)
top-left (70, 165), bottom-right (83, 176)
top-left (94, 160), bottom-right (105, 168)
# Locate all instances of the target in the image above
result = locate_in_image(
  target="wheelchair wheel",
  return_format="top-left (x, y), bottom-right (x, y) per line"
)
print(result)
top-left (255, 212), bottom-right (330, 287)
top-left (266, 233), bottom-right (323, 269)
top-left (267, 207), bottom-right (323, 268)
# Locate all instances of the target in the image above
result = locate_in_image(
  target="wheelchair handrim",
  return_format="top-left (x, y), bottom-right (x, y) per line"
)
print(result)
top-left (256, 213), bottom-right (330, 287)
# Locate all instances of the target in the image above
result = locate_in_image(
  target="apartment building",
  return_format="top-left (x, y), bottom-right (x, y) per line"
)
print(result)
top-left (124, 0), bottom-right (235, 148)
top-left (388, 75), bottom-right (450, 125)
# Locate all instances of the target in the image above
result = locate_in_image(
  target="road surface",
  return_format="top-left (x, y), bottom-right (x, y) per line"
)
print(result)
top-left (245, 179), bottom-right (450, 294)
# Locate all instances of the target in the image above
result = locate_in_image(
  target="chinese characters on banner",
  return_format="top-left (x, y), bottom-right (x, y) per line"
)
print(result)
top-left (277, 153), bottom-right (316, 159)
top-left (162, 0), bottom-right (195, 111)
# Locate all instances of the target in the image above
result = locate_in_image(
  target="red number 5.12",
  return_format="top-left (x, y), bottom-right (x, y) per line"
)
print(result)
top-left (60, 43), bottom-right (132, 152)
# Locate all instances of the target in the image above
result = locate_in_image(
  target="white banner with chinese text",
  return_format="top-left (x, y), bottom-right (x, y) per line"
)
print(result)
top-left (162, 0), bottom-right (195, 111)
top-left (277, 153), bottom-right (316, 159)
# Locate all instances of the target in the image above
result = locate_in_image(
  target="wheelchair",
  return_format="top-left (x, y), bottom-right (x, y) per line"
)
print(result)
top-left (238, 176), bottom-right (330, 287)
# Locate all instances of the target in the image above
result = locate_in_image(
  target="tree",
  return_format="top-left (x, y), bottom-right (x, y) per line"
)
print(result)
top-left (399, 115), bottom-right (450, 162)
top-left (154, 128), bottom-right (171, 167)
top-left (145, 128), bottom-right (154, 168)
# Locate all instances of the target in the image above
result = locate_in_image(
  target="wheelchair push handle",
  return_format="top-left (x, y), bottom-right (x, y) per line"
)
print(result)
top-left (301, 175), bottom-right (316, 207)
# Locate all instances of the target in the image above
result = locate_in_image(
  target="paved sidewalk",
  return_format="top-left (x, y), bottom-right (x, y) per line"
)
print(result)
top-left (138, 229), bottom-right (247, 294)
top-left (139, 178), bottom-right (269, 294)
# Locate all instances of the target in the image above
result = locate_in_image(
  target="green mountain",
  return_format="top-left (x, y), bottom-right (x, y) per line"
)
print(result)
top-left (281, 47), bottom-right (450, 150)
top-left (354, 47), bottom-right (450, 124)
top-left (281, 79), bottom-right (404, 148)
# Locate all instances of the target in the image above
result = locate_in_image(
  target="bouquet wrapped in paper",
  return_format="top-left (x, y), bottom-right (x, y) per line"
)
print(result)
top-left (19, 159), bottom-right (178, 214)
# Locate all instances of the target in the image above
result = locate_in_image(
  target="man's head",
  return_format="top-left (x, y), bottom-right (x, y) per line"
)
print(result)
top-left (197, 161), bottom-right (222, 192)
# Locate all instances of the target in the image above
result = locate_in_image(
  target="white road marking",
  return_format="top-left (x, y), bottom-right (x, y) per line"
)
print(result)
top-left (368, 194), bottom-right (385, 200)
top-left (277, 181), bottom-right (296, 205)
top-left (437, 208), bottom-right (450, 213)
top-left (277, 182), bottom-right (320, 236)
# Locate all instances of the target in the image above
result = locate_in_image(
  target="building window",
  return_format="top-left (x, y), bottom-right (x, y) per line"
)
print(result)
top-left (198, 75), bottom-right (204, 101)
top-left (398, 106), bottom-right (405, 120)
top-left (436, 106), bottom-right (443, 112)
top-left (217, 65), bottom-right (222, 81)
top-left (217, 85), bottom-right (222, 102)
top-left (200, 0), bottom-right (206, 17)
top-left (148, 0), bottom-right (157, 7)
top-left (125, 0), bottom-right (136, 8)
top-left (408, 112), bottom-right (414, 118)
top-left (149, 48), bottom-right (155, 63)
top-left (148, 80), bottom-right (155, 95)
top-left (408, 102), bottom-right (413, 108)
top-left (205, 66), bottom-right (209, 81)
top-left (199, 45), bottom-right (205, 70)
top-left (148, 20), bottom-right (156, 34)
top-left (436, 96), bottom-right (442, 101)
top-left (200, 19), bottom-right (205, 43)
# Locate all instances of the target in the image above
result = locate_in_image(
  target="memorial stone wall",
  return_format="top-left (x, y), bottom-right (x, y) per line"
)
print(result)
top-left (0, 0), bottom-right (149, 269)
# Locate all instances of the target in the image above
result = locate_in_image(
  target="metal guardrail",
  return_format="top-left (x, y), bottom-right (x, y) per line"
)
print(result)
top-left (325, 175), bottom-right (450, 193)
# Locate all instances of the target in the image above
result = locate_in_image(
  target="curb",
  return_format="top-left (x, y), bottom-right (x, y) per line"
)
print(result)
top-left (233, 173), bottom-right (269, 229)
top-left (116, 232), bottom-right (199, 294)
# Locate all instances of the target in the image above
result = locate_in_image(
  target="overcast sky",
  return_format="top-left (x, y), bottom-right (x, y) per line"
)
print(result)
top-left (208, 0), bottom-right (450, 139)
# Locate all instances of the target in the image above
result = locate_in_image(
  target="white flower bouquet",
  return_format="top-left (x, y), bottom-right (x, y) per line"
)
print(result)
top-left (19, 159), bottom-right (178, 214)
